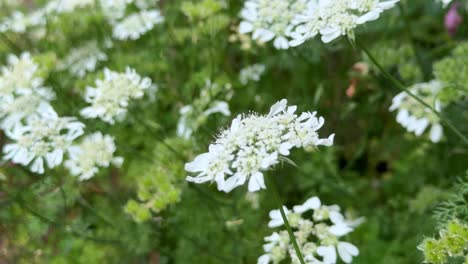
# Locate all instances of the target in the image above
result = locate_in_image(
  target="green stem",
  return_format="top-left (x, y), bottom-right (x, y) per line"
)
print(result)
top-left (268, 178), bottom-right (306, 264)
top-left (359, 42), bottom-right (468, 146)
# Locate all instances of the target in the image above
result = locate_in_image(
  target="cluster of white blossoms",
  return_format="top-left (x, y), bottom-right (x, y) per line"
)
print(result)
top-left (0, 10), bottom-right (45, 33)
top-left (239, 64), bottom-right (266, 85)
top-left (185, 99), bottom-right (334, 192)
top-left (239, 0), bottom-right (400, 49)
top-left (80, 67), bottom-right (156, 124)
top-left (65, 132), bottom-right (123, 181)
top-left (112, 9), bottom-right (164, 41)
top-left (177, 79), bottom-right (232, 139)
top-left (436, 0), bottom-right (454, 7)
top-left (258, 197), bottom-right (363, 264)
top-left (389, 80), bottom-right (444, 143)
top-left (0, 52), bottom-right (55, 131)
top-left (3, 104), bottom-right (85, 174)
top-left (44, 0), bottom-right (95, 14)
top-left (59, 41), bottom-right (108, 78)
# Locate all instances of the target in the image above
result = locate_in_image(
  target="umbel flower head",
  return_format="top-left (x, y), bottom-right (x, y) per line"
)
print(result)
top-left (65, 132), bottom-right (123, 181)
top-left (389, 80), bottom-right (444, 143)
top-left (0, 52), bottom-right (55, 131)
top-left (3, 104), bottom-right (85, 174)
top-left (59, 41), bottom-right (108, 78)
top-left (80, 67), bottom-right (156, 124)
top-left (259, 196), bottom-right (363, 264)
top-left (113, 9), bottom-right (164, 40)
top-left (238, 0), bottom-right (400, 49)
top-left (185, 99), bottom-right (334, 192)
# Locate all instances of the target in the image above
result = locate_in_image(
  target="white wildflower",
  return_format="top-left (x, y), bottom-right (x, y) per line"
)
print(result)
top-left (0, 52), bottom-right (55, 131)
top-left (185, 99), bottom-right (334, 192)
top-left (59, 41), bottom-right (108, 77)
top-left (3, 104), bottom-right (85, 174)
top-left (113, 9), bottom-right (164, 40)
top-left (100, 0), bottom-right (133, 22)
top-left (45, 0), bottom-right (95, 14)
top-left (238, 0), bottom-right (308, 49)
top-left (389, 80), bottom-right (444, 143)
top-left (177, 79), bottom-right (232, 139)
top-left (290, 0), bottom-right (400, 45)
top-left (259, 196), bottom-right (361, 264)
top-left (65, 132), bottom-right (123, 181)
top-left (80, 67), bottom-right (155, 124)
top-left (239, 64), bottom-right (266, 85)
top-left (0, 10), bottom-right (45, 33)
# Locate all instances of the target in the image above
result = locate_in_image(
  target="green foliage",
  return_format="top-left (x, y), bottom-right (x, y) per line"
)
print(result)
top-left (0, 0), bottom-right (467, 263)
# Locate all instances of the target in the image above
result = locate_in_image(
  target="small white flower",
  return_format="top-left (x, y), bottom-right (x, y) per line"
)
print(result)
top-left (100, 0), bottom-right (133, 22)
top-left (80, 67), bottom-right (156, 124)
top-left (0, 10), bottom-right (45, 33)
top-left (239, 64), bottom-right (266, 85)
top-left (260, 196), bottom-right (361, 264)
top-left (239, 0), bottom-right (308, 49)
top-left (59, 41), bottom-right (108, 77)
top-left (3, 104), bottom-right (85, 174)
top-left (389, 80), bottom-right (444, 143)
top-left (185, 99), bottom-right (334, 192)
top-left (113, 9), bottom-right (164, 40)
top-left (290, 0), bottom-right (400, 45)
top-left (65, 132), bottom-right (123, 180)
top-left (0, 52), bottom-right (55, 131)
top-left (45, 0), bottom-right (95, 14)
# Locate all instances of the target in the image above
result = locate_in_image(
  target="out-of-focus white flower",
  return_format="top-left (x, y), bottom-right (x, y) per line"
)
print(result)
top-left (259, 196), bottom-right (361, 264)
top-left (239, 0), bottom-right (308, 49)
top-left (238, 0), bottom-right (400, 49)
top-left (45, 0), bottom-right (95, 14)
top-left (239, 64), bottom-right (266, 85)
top-left (437, 0), bottom-right (454, 7)
top-left (0, 52), bottom-right (55, 131)
top-left (59, 41), bottom-right (108, 77)
top-left (177, 79), bottom-right (232, 139)
top-left (113, 9), bottom-right (164, 40)
top-left (185, 99), bottom-right (334, 192)
top-left (389, 80), bottom-right (444, 143)
top-left (100, 0), bottom-right (133, 22)
top-left (290, 0), bottom-right (400, 45)
top-left (81, 67), bottom-right (155, 124)
top-left (0, 10), bottom-right (45, 33)
top-left (3, 104), bottom-right (85, 174)
top-left (65, 132), bottom-right (123, 181)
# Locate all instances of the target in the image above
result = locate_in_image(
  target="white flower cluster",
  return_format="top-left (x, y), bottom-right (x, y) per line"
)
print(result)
top-left (113, 9), bottom-right (164, 41)
top-left (185, 99), bottom-right (334, 192)
top-left (177, 79), bottom-right (232, 139)
top-left (65, 132), bottom-right (123, 181)
top-left (389, 80), bottom-right (444, 143)
top-left (3, 104), bottom-right (85, 174)
top-left (0, 52), bottom-right (55, 131)
top-left (239, 0), bottom-right (308, 49)
top-left (436, 0), bottom-right (454, 7)
top-left (239, 0), bottom-right (400, 49)
top-left (45, 0), bottom-right (95, 14)
top-left (0, 11), bottom-right (45, 33)
top-left (239, 64), bottom-right (266, 85)
top-left (59, 41), bottom-right (108, 77)
top-left (80, 67), bottom-right (156, 124)
top-left (259, 197), bottom-right (362, 264)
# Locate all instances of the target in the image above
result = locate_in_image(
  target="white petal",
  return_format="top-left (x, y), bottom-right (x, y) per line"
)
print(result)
top-left (248, 172), bottom-right (266, 192)
top-left (317, 245), bottom-right (336, 264)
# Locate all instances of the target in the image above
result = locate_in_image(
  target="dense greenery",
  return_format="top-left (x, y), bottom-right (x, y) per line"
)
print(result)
top-left (0, 0), bottom-right (467, 263)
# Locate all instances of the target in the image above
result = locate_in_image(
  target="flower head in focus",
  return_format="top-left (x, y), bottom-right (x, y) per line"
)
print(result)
top-left (185, 99), bottom-right (334, 192)
top-left (80, 67), bottom-right (156, 124)
top-left (65, 132), bottom-right (123, 180)
top-left (389, 80), bottom-right (444, 143)
top-left (3, 104), bottom-right (85, 174)
top-left (259, 196), bottom-right (362, 264)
